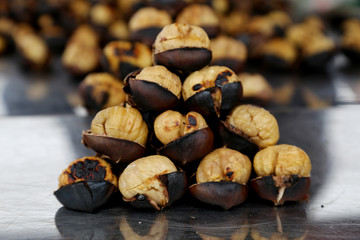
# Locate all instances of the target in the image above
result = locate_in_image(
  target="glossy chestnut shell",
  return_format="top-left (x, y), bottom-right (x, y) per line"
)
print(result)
top-left (54, 180), bottom-right (117, 213)
top-left (301, 50), bottom-right (335, 69)
top-left (130, 27), bottom-right (163, 47)
top-left (157, 127), bottom-right (214, 166)
top-left (250, 174), bottom-right (311, 205)
top-left (82, 130), bottom-right (146, 164)
top-left (211, 58), bottom-right (245, 74)
top-left (154, 47), bottom-right (212, 74)
top-left (124, 69), bottom-right (180, 112)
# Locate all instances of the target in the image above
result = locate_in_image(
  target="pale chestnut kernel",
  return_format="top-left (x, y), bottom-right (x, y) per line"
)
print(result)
top-left (196, 148), bottom-right (252, 184)
top-left (176, 4), bottom-right (219, 27)
top-left (58, 156), bottom-right (117, 188)
top-left (154, 110), bottom-right (208, 145)
top-left (267, 11), bottom-right (292, 29)
top-left (211, 35), bottom-right (247, 61)
top-left (90, 3), bottom-right (115, 27)
top-left (182, 66), bottom-right (238, 100)
top-left (153, 23), bottom-right (211, 54)
top-left (238, 73), bottom-right (273, 101)
top-left (69, 24), bottom-right (99, 47)
top-left (129, 7), bottom-right (172, 32)
top-left (135, 65), bottom-right (182, 98)
top-left (226, 104), bottom-right (279, 149)
top-left (302, 35), bottom-right (335, 57)
top-left (62, 43), bottom-right (100, 73)
top-left (119, 155), bottom-right (177, 208)
top-left (262, 38), bottom-right (297, 63)
top-left (253, 144), bottom-right (312, 177)
top-left (90, 106), bottom-right (148, 146)
top-left (16, 33), bottom-right (49, 66)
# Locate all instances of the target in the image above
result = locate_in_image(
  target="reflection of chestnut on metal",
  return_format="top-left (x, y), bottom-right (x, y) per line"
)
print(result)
top-left (250, 144), bottom-right (312, 206)
top-left (123, 65), bottom-right (182, 112)
top-left (102, 40), bottom-right (152, 80)
top-left (82, 106), bottom-right (148, 164)
top-left (54, 156), bottom-right (118, 212)
top-left (153, 23), bottom-right (212, 74)
top-left (129, 7), bottom-right (172, 47)
top-left (176, 4), bottom-right (220, 39)
top-left (154, 110), bottom-right (214, 166)
top-left (78, 72), bottom-right (126, 113)
top-left (182, 66), bottom-right (243, 118)
top-left (119, 155), bottom-right (187, 210)
top-left (210, 35), bottom-right (247, 74)
top-left (189, 148), bottom-right (252, 210)
top-left (219, 104), bottom-right (279, 159)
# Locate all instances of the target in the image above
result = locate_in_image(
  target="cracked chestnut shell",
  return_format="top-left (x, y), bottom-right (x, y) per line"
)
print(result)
top-left (154, 110), bottom-right (214, 166)
top-left (54, 156), bottom-right (117, 212)
top-left (182, 66), bottom-right (243, 119)
top-left (124, 65), bottom-right (182, 112)
top-left (189, 148), bottom-right (252, 210)
top-left (119, 155), bottom-right (187, 210)
top-left (82, 106), bottom-right (148, 164)
top-left (219, 104), bottom-right (279, 159)
top-left (250, 144), bottom-right (312, 206)
top-left (153, 23), bottom-right (212, 74)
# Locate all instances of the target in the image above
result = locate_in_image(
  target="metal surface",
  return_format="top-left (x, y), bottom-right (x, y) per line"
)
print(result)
top-left (0, 106), bottom-right (360, 239)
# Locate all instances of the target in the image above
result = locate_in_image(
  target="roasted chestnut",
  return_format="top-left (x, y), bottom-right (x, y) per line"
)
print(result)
top-left (54, 156), bottom-right (118, 212)
top-left (176, 4), bottom-right (220, 39)
top-left (341, 19), bottom-right (360, 62)
top-left (107, 19), bottom-right (129, 41)
top-left (118, 155), bottom-right (187, 210)
top-left (266, 10), bottom-right (292, 36)
top-left (210, 35), bottom-right (247, 73)
top-left (102, 40), bottom-right (152, 80)
top-left (89, 3), bottom-right (116, 35)
top-left (189, 147), bottom-right (252, 210)
top-left (154, 110), bottom-right (214, 166)
top-left (82, 105), bottom-right (148, 164)
top-left (238, 73), bottom-right (273, 106)
top-left (78, 72), bottom-right (126, 113)
top-left (219, 104), bottom-right (279, 159)
top-left (153, 23), bottom-right (212, 74)
top-left (182, 66), bottom-right (243, 118)
top-left (220, 11), bottom-right (249, 37)
top-left (261, 38), bottom-right (297, 70)
top-left (147, 0), bottom-right (187, 17)
top-left (128, 7), bottom-right (172, 46)
top-left (250, 144), bottom-right (311, 205)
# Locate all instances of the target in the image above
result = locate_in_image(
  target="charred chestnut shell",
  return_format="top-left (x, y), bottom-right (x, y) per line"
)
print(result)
top-left (154, 47), bottom-right (212, 74)
top-left (124, 69), bottom-right (180, 112)
top-left (157, 127), bottom-right (214, 166)
top-left (250, 175), bottom-right (311, 206)
top-left (218, 121), bottom-right (259, 159)
top-left (82, 130), bottom-right (146, 164)
top-left (54, 180), bottom-right (116, 213)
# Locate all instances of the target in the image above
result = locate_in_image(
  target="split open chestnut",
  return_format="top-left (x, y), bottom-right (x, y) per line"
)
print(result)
top-left (124, 65), bottom-right (182, 112)
top-left (238, 73), bottom-right (273, 106)
top-left (182, 66), bottom-right (243, 118)
top-left (219, 104), bottom-right (279, 159)
top-left (153, 110), bottom-right (214, 166)
top-left (78, 72), bottom-right (126, 113)
top-left (82, 105), bottom-right (148, 164)
top-left (189, 147), bottom-right (252, 210)
top-left (261, 38), bottom-right (297, 70)
top-left (54, 156), bottom-right (118, 212)
top-left (250, 144), bottom-right (312, 205)
top-left (153, 23), bottom-right (212, 74)
top-left (118, 155), bottom-right (187, 210)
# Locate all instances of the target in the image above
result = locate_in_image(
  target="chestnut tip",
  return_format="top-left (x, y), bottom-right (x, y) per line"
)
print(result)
top-left (250, 175), bottom-right (311, 206)
top-left (124, 70), bottom-right (180, 112)
top-left (54, 180), bottom-right (117, 213)
top-left (158, 127), bottom-right (214, 166)
top-left (154, 47), bottom-right (212, 73)
top-left (82, 130), bottom-right (146, 164)
top-left (189, 181), bottom-right (249, 210)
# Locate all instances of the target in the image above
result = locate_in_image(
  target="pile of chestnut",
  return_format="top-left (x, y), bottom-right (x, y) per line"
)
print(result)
top-left (55, 22), bottom-right (312, 213)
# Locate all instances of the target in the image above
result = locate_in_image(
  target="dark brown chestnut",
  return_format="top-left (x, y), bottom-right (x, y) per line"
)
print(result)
top-left (176, 4), bottom-right (220, 39)
top-left (218, 104), bottom-right (279, 159)
top-left (154, 110), bottom-right (214, 166)
top-left (153, 23), bottom-right (212, 74)
top-left (189, 147), bottom-right (251, 210)
top-left (78, 72), bottom-right (126, 113)
top-left (123, 65), bottom-right (181, 112)
top-left (118, 155), bottom-right (187, 210)
top-left (82, 106), bottom-right (148, 164)
top-left (128, 7), bottom-right (172, 46)
top-left (102, 40), bottom-right (152, 80)
top-left (182, 66), bottom-right (242, 118)
top-left (250, 144), bottom-right (312, 205)
top-left (210, 35), bottom-right (247, 73)
top-left (54, 156), bottom-right (118, 212)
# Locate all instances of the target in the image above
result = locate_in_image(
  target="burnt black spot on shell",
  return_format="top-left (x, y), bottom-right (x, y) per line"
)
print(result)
top-left (226, 171), bottom-right (234, 179)
top-left (68, 159), bottom-right (106, 182)
top-left (192, 83), bottom-right (202, 91)
top-left (215, 71), bottom-right (232, 87)
top-left (188, 115), bottom-right (197, 126)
